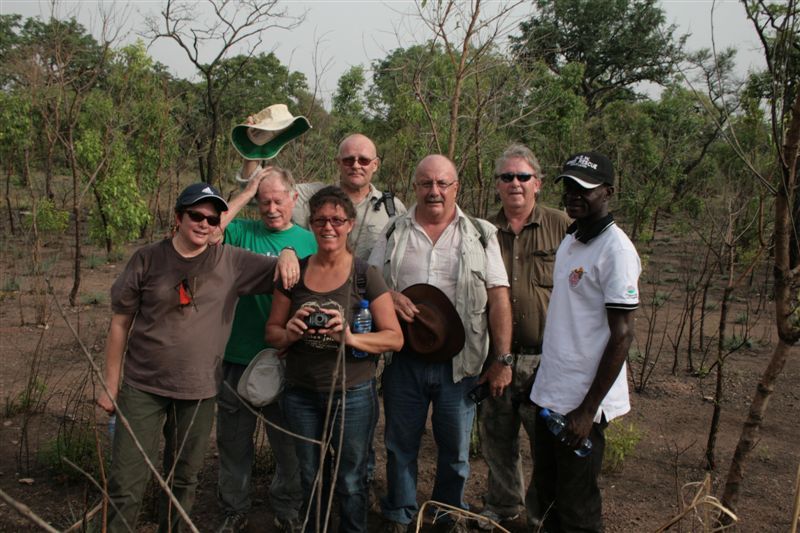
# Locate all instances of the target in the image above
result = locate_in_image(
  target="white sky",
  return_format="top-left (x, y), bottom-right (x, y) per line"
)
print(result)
top-left (1, 0), bottom-right (765, 108)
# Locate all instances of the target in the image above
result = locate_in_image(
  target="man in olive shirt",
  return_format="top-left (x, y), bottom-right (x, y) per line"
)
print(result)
top-left (477, 144), bottom-right (570, 529)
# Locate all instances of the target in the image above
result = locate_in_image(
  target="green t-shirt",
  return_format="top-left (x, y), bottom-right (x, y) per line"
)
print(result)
top-left (224, 219), bottom-right (317, 364)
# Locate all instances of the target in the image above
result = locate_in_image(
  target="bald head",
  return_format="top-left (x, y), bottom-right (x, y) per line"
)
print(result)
top-left (337, 134), bottom-right (377, 159)
top-left (413, 154), bottom-right (459, 223)
top-left (415, 154), bottom-right (458, 182)
top-left (336, 134), bottom-right (380, 194)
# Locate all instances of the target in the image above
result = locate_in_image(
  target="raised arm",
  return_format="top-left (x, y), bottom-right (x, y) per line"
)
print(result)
top-left (96, 313), bottom-right (134, 414)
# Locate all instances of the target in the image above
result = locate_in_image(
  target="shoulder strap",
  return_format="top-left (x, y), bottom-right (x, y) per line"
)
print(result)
top-left (385, 217), bottom-right (398, 241)
top-left (466, 215), bottom-right (488, 249)
top-left (382, 191), bottom-right (396, 217)
top-left (354, 257), bottom-right (369, 301)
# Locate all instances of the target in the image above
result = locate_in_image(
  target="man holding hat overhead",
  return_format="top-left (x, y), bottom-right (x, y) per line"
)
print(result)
top-left (212, 166), bottom-right (316, 533)
top-left (369, 155), bottom-right (513, 532)
top-left (530, 152), bottom-right (640, 532)
top-left (239, 126), bottom-right (406, 260)
top-left (476, 144), bottom-right (571, 530)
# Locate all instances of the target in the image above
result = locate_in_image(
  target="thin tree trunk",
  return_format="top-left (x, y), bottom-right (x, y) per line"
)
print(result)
top-left (721, 86), bottom-right (800, 522)
top-left (721, 340), bottom-right (793, 514)
top-left (5, 164), bottom-right (15, 236)
top-left (67, 129), bottom-right (82, 308)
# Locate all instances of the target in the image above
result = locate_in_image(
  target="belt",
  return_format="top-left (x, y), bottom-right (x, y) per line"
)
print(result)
top-left (513, 344), bottom-right (541, 356)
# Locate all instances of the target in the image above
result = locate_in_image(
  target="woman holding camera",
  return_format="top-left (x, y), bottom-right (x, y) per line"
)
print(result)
top-left (266, 185), bottom-right (402, 533)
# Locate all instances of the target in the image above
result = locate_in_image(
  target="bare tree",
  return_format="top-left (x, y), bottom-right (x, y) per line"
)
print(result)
top-left (719, 0), bottom-right (800, 519)
top-left (146, 0), bottom-right (304, 184)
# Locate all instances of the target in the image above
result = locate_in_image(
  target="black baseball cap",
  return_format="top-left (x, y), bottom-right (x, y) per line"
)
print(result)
top-left (175, 183), bottom-right (229, 212)
top-left (555, 152), bottom-right (615, 189)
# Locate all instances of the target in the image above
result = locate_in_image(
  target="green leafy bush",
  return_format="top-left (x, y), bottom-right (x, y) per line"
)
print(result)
top-left (603, 420), bottom-right (642, 474)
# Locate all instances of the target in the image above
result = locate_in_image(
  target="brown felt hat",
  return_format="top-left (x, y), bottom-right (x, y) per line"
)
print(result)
top-left (400, 284), bottom-right (465, 363)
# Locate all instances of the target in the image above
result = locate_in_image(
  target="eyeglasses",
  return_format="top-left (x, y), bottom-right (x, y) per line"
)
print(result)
top-left (496, 173), bottom-right (535, 183)
top-left (339, 156), bottom-right (377, 167)
top-left (310, 216), bottom-right (350, 228)
top-left (415, 180), bottom-right (457, 191)
top-left (183, 210), bottom-right (221, 226)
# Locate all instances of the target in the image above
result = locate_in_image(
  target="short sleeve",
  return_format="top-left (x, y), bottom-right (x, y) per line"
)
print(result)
top-left (224, 218), bottom-right (245, 246)
top-left (110, 248), bottom-right (147, 315)
top-left (484, 233), bottom-right (510, 288)
top-left (393, 196), bottom-right (408, 216)
top-left (367, 226), bottom-right (389, 268)
top-left (291, 182), bottom-right (323, 229)
top-left (230, 246), bottom-right (278, 296)
top-left (600, 245), bottom-right (640, 310)
top-left (364, 264), bottom-right (389, 301)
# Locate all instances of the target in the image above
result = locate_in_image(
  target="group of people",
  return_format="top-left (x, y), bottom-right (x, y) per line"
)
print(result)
top-left (97, 127), bottom-right (641, 533)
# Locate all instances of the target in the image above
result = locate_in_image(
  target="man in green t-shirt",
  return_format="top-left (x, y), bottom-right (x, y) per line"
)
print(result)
top-left (215, 166), bottom-right (317, 533)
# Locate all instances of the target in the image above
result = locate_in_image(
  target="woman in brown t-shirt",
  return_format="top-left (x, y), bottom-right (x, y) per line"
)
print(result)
top-left (267, 186), bottom-right (402, 533)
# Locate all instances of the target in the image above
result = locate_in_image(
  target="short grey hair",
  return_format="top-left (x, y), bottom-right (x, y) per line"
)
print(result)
top-left (257, 165), bottom-right (296, 198)
top-left (494, 143), bottom-right (542, 179)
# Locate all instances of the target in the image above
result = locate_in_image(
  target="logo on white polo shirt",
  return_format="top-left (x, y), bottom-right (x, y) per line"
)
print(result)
top-left (625, 285), bottom-right (638, 299)
top-left (569, 267), bottom-right (584, 288)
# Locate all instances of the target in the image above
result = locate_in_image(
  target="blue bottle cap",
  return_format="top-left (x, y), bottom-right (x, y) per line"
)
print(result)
top-left (539, 408), bottom-right (551, 419)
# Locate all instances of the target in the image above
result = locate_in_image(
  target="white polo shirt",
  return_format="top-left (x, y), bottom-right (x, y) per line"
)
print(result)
top-left (531, 220), bottom-right (640, 423)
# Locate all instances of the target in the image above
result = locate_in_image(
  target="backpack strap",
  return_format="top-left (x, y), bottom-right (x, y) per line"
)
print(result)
top-left (384, 217), bottom-right (398, 241)
top-left (465, 214), bottom-right (488, 249)
top-left (354, 257), bottom-right (369, 302)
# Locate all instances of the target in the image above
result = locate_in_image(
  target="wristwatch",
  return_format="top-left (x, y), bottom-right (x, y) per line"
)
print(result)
top-left (495, 353), bottom-right (513, 366)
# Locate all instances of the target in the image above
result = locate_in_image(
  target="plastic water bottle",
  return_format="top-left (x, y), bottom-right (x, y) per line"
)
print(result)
top-left (108, 414), bottom-right (117, 441)
top-left (352, 300), bottom-right (372, 358)
top-left (539, 408), bottom-right (593, 457)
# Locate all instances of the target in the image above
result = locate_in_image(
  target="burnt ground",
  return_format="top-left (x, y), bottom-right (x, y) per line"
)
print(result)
top-left (1, 228), bottom-right (798, 532)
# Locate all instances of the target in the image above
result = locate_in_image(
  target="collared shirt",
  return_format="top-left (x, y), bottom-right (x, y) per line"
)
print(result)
top-left (531, 214), bottom-right (641, 423)
top-left (292, 182), bottom-right (407, 260)
top-left (369, 205), bottom-right (509, 382)
top-left (373, 205), bottom-right (508, 301)
top-left (393, 207), bottom-right (507, 300)
top-left (490, 204), bottom-right (571, 352)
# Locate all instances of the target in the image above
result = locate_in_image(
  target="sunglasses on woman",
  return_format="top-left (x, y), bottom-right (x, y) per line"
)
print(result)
top-left (184, 210), bottom-right (221, 226)
top-left (496, 172), bottom-right (535, 183)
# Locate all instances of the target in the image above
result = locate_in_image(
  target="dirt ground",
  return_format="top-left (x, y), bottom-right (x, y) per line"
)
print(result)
top-left (1, 228), bottom-right (798, 532)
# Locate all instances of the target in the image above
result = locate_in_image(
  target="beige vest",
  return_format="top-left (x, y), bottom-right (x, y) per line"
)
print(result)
top-left (381, 207), bottom-right (495, 382)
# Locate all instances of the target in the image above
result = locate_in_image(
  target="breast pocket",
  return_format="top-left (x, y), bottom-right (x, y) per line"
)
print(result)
top-left (532, 248), bottom-right (557, 288)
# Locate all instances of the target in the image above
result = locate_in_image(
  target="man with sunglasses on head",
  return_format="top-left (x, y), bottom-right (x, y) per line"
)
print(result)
top-left (531, 152), bottom-right (640, 532)
top-left (475, 144), bottom-right (570, 530)
top-left (369, 155), bottom-right (513, 533)
top-left (212, 167), bottom-right (317, 533)
top-left (293, 133), bottom-right (407, 259)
